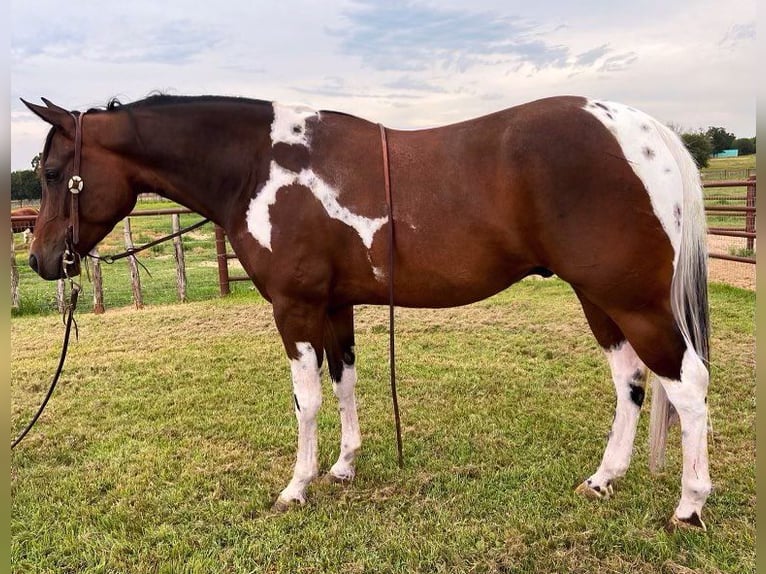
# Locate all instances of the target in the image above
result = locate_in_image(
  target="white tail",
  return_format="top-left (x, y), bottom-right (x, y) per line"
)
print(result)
top-left (648, 122), bottom-right (710, 474)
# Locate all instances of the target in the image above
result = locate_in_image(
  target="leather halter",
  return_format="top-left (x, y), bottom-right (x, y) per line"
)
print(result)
top-left (67, 111), bottom-right (85, 247)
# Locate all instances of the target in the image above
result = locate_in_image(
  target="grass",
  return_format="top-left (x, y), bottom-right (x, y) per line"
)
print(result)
top-left (700, 156), bottom-right (756, 180)
top-left (10, 279), bottom-right (755, 573)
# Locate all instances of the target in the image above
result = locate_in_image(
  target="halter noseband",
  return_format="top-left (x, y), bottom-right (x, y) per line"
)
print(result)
top-left (63, 111), bottom-right (85, 276)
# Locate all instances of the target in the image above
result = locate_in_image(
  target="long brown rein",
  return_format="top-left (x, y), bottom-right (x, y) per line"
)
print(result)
top-left (379, 124), bottom-right (404, 469)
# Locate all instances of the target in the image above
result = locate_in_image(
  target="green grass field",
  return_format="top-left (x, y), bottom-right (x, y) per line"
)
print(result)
top-left (10, 279), bottom-right (755, 573)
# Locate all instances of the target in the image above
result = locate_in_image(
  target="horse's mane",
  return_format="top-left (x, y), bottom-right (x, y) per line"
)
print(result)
top-left (89, 93), bottom-right (271, 114)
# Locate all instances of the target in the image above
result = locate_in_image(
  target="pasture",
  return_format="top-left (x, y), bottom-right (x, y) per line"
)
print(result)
top-left (10, 279), bottom-right (754, 573)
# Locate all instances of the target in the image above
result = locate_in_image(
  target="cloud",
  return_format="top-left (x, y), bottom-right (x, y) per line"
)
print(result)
top-left (332, 1), bottom-right (571, 73)
top-left (598, 51), bottom-right (638, 72)
top-left (12, 18), bottom-right (222, 65)
top-left (718, 21), bottom-right (755, 49)
top-left (573, 44), bottom-right (611, 67)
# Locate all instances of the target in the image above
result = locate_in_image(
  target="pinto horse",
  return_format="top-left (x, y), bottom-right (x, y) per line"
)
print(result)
top-left (22, 95), bottom-right (711, 530)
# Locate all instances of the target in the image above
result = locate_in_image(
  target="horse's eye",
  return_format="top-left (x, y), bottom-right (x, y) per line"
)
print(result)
top-left (44, 169), bottom-right (59, 182)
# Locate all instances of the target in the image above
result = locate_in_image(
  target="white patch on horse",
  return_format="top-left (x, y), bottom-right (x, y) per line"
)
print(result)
top-left (245, 161), bottom-right (296, 251)
top-left (278, 341), bottom-right (323, 505)
top-left (246, 161), bottom-right (388, 251)
top-left (297, 170), bottom-right (387, 248)
top-left (583, 99), bottom-right (682, 267)
top-left (271, 103), bottom-right (316, 146)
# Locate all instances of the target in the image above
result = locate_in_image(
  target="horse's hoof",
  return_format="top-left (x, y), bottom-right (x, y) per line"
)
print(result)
top-left (666, 512), bottom-right (706, 532)
top-left (322, 472), bottom-right (354, 486)
top-left (271, 496), bottom-right (302, 513)
top-left (574, 480), bottom-right (613, 500)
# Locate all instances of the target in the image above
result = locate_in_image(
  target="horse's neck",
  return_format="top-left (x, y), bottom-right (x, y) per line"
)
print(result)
top-left (125, 104), bottom-right (273, 225)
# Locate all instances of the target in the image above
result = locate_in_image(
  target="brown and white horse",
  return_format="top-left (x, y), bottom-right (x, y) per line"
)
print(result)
top-left (11, 207), bottom-right (39, 245)
top-left (22, 95), bottom-right (711, 529)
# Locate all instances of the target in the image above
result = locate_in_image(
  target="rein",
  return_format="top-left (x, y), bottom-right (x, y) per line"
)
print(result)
top-left (379, 124), bottom-right (404, 469)
top-left (87, 217), bottom-right (211, 264)
top-left (11, 284), bottom-right (80, 449)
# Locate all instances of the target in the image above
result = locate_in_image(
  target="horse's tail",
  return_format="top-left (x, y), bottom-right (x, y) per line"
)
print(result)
top-left (648, 122), bottom-right (710, 474)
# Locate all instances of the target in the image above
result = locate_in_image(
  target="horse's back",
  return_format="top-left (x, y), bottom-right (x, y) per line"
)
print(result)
top-left (383, 96), bottom-right (680, 307)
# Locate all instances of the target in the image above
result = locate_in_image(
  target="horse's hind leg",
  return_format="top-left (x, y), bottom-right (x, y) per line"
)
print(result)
top-left (574, 291), bottom-right (649, 499)
top-left (655, 351), bottom-right (711, 529)
top-left (607, 307), bottom-right (711, 529)
top-left (323, 306), bottom-right (362, 483)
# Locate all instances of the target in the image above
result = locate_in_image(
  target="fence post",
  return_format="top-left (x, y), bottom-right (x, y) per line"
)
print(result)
top-left (215, 225), bottom-right (231, 296)
top-left (56, 279), bottom-right (66, 313)
top-left (11, 240), bottom-right (19, 309)
top-left (90, 247), bottom-right (105, 314)
top-left (123, 218), bottom-right (144, 309)
top-left (746, 176), bottom-right (756, 252)
top-left (172, 214), bottom-right (188, 302)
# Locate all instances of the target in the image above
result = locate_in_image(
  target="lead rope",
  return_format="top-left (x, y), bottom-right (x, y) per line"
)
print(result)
top-left (12, 259), bottom-right (80, 449)
top-left (379, 124), bottom-right (403, 469)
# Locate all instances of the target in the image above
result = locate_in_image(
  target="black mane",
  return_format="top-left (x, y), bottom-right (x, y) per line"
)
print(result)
top-left (89, 93), bottom-right (271, 114)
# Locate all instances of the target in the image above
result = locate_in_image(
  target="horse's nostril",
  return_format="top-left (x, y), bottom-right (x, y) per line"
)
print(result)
top-left (28, 253), bottom-right (39, 273)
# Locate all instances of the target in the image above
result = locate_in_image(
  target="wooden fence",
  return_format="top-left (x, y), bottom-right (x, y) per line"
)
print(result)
top-left (11, 208), bottom-right (196, 313)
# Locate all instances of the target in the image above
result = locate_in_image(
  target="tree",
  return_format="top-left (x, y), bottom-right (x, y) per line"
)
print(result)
top-left (31, 152), bottom-right (42, 173)
top-left (705, 126), bottom-right (736, 154)
top-left (733, 137), bottom-right (756, 155)
top-left (11, 170), bottom-right (42, 201)
top-left (681, 132), bottom-right (713, 168)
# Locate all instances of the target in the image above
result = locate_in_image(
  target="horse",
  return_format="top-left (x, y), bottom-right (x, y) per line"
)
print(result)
top-left (11, 207), bottom-right (39, 245)
top-left (21, 94), bottom-right (711, 530)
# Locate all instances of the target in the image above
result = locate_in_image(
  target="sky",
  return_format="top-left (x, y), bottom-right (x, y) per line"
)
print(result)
top-left (10, 0), bottom-right (756, 171)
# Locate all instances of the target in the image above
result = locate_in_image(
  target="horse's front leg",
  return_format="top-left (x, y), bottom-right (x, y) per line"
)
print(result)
top-left (272, 300), bottom-right (326, 511)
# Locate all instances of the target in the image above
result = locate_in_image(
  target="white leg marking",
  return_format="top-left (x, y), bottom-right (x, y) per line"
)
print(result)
top-left (329, 363), bottom-right (362, 481)
top-left (246, 161), bottom-right (387, 251)
top-left (584, 341), bottom-right (647, 496)
top-left (278, 342), bottom-right (322, 505)
top-left (660, 348), bottom-right (711, 524)
top-left (583, 99), bottom-right (683, 268)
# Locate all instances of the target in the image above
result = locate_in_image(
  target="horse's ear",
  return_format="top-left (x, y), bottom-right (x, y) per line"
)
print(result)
top-left (21, 98), bottom-right (71, 128)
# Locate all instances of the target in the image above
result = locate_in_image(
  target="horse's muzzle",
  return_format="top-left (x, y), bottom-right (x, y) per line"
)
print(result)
top-left (28, 253), bottom-right (39, 274)
top-left (28, 251), bottom-right (81, 280)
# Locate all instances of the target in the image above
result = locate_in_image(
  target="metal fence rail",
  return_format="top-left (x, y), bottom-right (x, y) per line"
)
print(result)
top-left (703, 177), bottom-right (756, 264)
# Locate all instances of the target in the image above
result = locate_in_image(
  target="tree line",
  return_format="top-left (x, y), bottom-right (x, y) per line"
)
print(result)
top-left (679, 126), bottom-right (756, 168)
top-left (10, 125), bottom-right (756, 201)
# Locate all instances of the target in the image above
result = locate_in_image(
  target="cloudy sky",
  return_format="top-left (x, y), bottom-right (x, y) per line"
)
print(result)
top-left (10, 0), bottom-right (756, 171)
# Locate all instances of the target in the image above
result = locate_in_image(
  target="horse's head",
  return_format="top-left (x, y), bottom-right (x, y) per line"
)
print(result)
top-left (22, 98), bottom-right (138, 280)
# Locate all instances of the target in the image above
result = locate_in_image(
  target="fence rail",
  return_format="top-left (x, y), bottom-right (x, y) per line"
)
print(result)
top-left (702, 177), bottom-right (756, 263)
